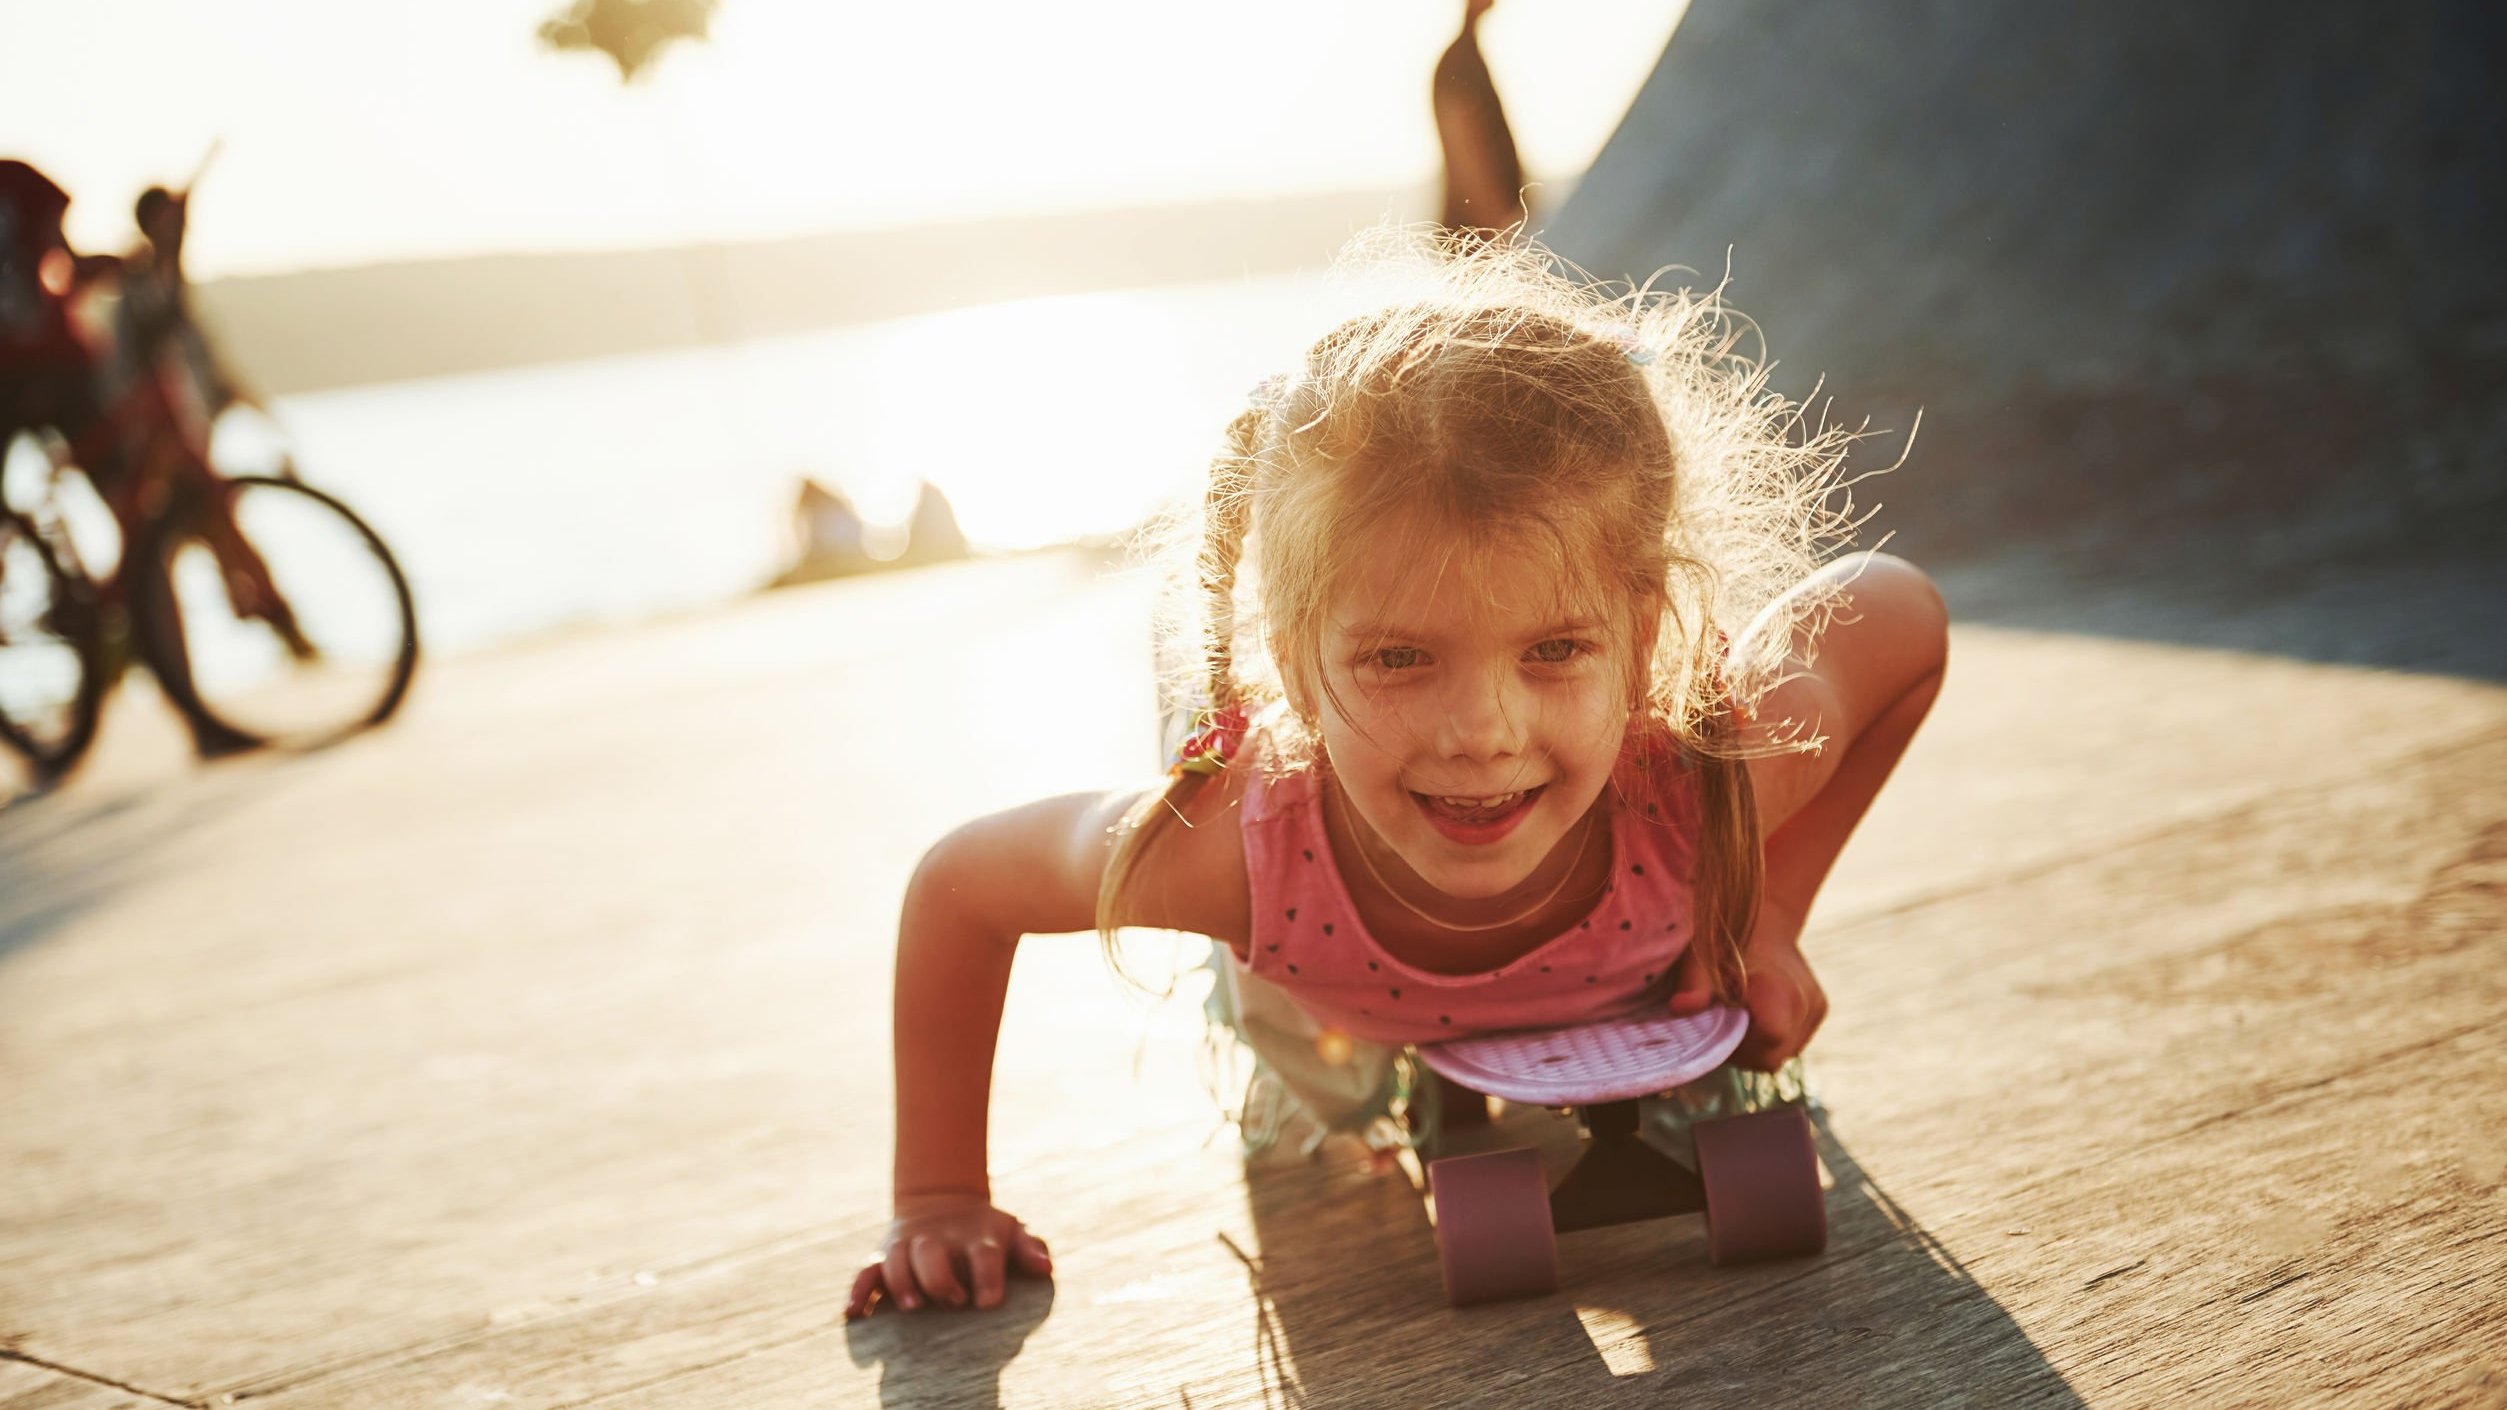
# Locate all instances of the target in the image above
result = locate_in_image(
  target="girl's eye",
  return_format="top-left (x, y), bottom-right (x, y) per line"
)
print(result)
top-left (1372, 646), bottom-right (1427, 671)
top-left (1528, 638), bottom-right (1588, 664)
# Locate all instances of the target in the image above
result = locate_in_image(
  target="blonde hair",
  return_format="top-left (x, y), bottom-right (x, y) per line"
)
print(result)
top-left (1102, 229), bottom-right (1874, 1005)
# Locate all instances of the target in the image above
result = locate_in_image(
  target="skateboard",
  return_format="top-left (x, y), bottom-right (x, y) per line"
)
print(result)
top-left (1408, 1006), bottom-right (1826, 1306)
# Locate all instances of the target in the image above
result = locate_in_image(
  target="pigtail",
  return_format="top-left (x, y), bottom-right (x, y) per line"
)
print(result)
top-left (1688, 624), bottom-right (1766, 1006)
top-left (1095, 408), bottom-right (1264, 981)
top-left (1195, 411), bottom-right (1258, 711)
top-left (1684, 705), bottom-right (1763, 1007)
top-left (1621, 626), bottom-right (1764, 1010)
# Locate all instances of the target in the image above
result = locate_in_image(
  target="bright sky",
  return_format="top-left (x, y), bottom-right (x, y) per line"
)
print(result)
top-left (3, 0), bottom-right (1683, 280)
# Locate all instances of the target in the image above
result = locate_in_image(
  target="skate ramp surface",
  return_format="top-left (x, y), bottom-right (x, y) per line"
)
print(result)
top-left (1550, 0), bottom-right (2507, 564)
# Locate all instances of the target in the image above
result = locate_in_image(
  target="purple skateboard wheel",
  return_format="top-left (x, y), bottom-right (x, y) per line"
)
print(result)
top-left (1417, 1007), bottom-right (1750, 1106)
top-left (1694, 1106), bottom-right (1827, 1264)
top-left (1428, 1147), bottom-right (1559, 1306)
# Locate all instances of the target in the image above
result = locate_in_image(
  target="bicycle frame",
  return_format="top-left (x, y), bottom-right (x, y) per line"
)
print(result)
top-left (2, 361), bottom-right (293, 746)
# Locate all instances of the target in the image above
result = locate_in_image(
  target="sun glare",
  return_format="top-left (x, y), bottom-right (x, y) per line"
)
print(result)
top-left (6, 0), bottom-right (1683, 276)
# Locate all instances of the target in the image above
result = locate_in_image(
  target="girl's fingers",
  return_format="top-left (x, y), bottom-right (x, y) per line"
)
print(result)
top-left (968, 1237), bottom-right (1009, 1310)
top-left (881, 1243), bottom-right (922, 1312)
top-left (1012, 1229), bottom-right (1054, 1278)
top-left (1752, 980), bottom-right (1824, 1067)
top-left (864, 1215), bottom-right (1050, 1315)
top-left (1734, 1013), bottom-right (1792, 1070)
top-left (1743, 975), bottom-right (1805, 1050)
top-left (844, 1263), bottom-right (885, 1320)
top-left (1736, 1040), bottom-right (1791, 1073)
top-left (909, 1235), bottom-right (966, 1309)
top-left (1736, 1017), bottom-right (1803, 1071)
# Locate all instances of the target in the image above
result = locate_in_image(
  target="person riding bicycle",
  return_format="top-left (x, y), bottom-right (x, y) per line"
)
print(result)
top-left (1, 161), bottom-right (414, 781)
top-left (124, 184), bottom-right (257, 442)
top-left (121, 182), bottom-right (310, 662)
top-left (0, 160), bottom-right (117, 467)
top-left (3, 161), bottom-right (297, 761)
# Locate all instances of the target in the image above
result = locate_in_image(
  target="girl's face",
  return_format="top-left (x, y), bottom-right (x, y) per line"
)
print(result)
top-left (1310, 524), bottom-right (1640, 907)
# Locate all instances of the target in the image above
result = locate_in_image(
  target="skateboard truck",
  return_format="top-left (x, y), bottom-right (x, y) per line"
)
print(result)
top-left (1545, 1096), bottom-right (1703, 1233)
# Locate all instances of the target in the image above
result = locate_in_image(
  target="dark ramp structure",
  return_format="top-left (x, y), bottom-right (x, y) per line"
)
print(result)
top-left (1551, 0), bottom-right (2507, 578)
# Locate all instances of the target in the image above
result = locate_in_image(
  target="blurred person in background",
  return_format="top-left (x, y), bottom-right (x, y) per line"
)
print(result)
top-left (123, 183), bottom-right (257, 445)
top-left (900, 481), bottom-right (967, 567)
top-left (783, 477), bottom-right (874, 582)
top-left (0, 159), bottom-right (115, 467)
top-left (1, 159), bottom-right (274, 759)
top-left (1434, 0), bottom-right (1528, 240)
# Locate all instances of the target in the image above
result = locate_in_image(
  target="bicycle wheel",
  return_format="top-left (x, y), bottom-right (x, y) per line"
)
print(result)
top-left (141, 475), bottom-right (418, 750)
top-left (0, 509), bottom-right (106, 780)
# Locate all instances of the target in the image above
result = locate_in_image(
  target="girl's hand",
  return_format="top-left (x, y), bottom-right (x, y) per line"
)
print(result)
top-left (844, 1193), bottom-right (1053, 1319)
top-left (1666, 897), bottom-right (1828, 1072)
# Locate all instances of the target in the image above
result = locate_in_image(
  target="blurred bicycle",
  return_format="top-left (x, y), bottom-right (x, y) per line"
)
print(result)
top-left (0, 158), bottom-right (417, 785)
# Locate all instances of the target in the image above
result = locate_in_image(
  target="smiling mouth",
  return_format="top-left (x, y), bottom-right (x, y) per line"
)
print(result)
top-left (1411, 785), bottom-right (1545, 825)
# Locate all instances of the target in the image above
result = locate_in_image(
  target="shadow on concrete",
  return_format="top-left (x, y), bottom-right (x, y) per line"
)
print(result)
top-left (1218, 1106), bottom-right (2084, 1407)
top-left (1929, 514), bottom-right (2507, 684)
top-left (0, 752), bottom-right (296, 966)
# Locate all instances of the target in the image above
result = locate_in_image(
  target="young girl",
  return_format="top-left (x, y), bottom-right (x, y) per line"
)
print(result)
top-left (844, 238), bottom-right (1948, 1318)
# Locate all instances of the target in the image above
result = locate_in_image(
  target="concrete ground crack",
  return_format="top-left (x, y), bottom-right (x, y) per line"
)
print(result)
top-left (0, 1347), bottom-right (205, 1408)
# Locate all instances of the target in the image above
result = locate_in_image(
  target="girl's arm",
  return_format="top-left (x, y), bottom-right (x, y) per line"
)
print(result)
top-left (1669, 552), bottom-right (1949, 1066)
top-left (1745, 552), bottom-right (1950, 894)
top-left (887, 789), bottom-right (1140, 1209)
top-left (850, 771), bottom-right (1250, 1319)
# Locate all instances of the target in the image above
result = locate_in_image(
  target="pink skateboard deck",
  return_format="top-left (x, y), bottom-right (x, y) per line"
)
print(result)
top-left (1418, 1006), bottom-right (1749, 1105)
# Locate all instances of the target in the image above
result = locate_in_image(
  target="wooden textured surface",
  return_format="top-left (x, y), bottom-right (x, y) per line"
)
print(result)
top-left (3, 549), bottom-right (2503, 1408)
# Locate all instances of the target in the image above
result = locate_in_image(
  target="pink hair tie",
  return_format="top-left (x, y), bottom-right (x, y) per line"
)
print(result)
top-left (1170, 701), bottom-right (1250, 777)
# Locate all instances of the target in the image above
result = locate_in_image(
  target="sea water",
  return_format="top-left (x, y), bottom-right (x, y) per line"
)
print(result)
top-left (233, 266), bottom-right (1425, 659)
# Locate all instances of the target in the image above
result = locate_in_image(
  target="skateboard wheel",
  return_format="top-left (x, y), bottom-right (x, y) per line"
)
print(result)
top-left (1428, 1147), bottom-right (1558, 1306)
top-left (1694, 1105), bottom-right (1826, 1266)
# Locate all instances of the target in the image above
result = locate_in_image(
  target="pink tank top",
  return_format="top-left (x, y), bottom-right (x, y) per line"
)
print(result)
top-left (1234, 758), bottom-right (1702, 1046)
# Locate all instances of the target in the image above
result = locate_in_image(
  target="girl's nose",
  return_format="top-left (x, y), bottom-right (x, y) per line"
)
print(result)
top-left (1435, 668), bottom-right (1527, 763)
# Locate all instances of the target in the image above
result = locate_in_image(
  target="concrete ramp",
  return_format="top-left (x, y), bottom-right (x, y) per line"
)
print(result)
top-left (3, 552), bottom-right (2503, 1406)
top-left (1549, 0), bottom-right (2507, 559)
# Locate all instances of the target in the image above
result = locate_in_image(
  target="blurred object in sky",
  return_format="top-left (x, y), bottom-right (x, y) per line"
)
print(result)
top-left (11, 2), bottom-right (1683, 278)
top-left (538, 0), bottom-right (718, 82)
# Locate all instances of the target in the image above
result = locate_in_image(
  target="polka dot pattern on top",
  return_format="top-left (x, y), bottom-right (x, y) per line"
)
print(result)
top-left (1233, 756), bottom-right (1703, 1046)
